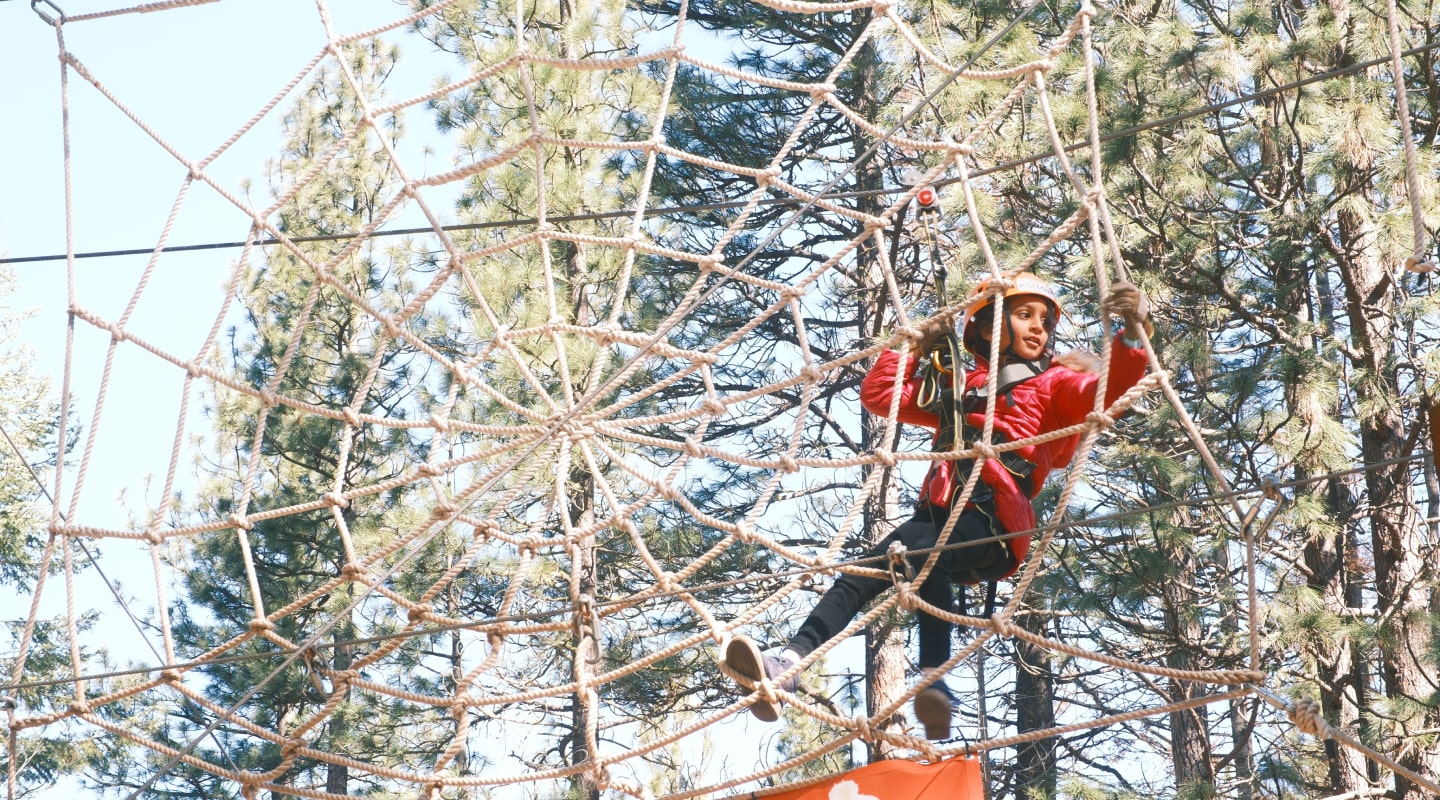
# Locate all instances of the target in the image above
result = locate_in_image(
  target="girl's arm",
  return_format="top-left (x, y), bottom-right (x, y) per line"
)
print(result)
top-left (860, 349), bottom-right (939, 428)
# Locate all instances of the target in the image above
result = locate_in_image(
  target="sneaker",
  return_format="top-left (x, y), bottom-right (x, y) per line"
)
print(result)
top-left (913, 680), bottom-right (956, 740)
top-left (723, 636), bottom-right (798, 723)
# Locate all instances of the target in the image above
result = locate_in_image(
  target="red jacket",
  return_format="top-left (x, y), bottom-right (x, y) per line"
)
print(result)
top-left (860, 338), bottom-right (1149, 568)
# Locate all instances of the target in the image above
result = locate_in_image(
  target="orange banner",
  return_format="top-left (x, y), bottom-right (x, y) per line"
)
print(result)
top-left (748, 757), bottom-right (983, 800)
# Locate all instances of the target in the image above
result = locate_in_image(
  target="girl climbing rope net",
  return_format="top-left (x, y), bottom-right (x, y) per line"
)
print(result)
top-left (723, 271), bottom-right (1155, 740)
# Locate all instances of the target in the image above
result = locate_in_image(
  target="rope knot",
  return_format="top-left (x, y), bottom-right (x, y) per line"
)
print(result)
top-left (259, 389), bottom-right (279, 409)
top-left (1289, 697), bottom-right (1328, 737)
top-left (248, 619), bottom-right (275, 634)
top-left (852, 715), bottom-right (873, 740)
top-left (323, 491), bottom-right (348, 509)
top-left (734, 521), bottom-right (756, 543)
top-left (702, 397), bottom-right (727, 417)
top-left (990, 613), bottom-right (1016, 637)
top-left (973, 442), bottom-right (999, 460)
top-left (594, 322), bottom-right (621, 346)
top-left (449, 702), bottom-right (470, 723)
top-left (417, 462), bottom-right (441, 478)
top-left (799, 364), bottom-right (824, 383)
top-left (145, 529), bottom-right (165, 546)
top-left (431, 501), bottom-right (458, 520)
top-left (894, 580), bottom-right (916, 606)
top-left (951, 141), bottom-right (974, 157)
top-left (408, 603), bottom-right (434, 623)
top-left (340, 562), bottom-right (366, 582)
top-left (874, 448), bottom-right (896, 468)
top-left (342, 406), bottom-right (362, 427)
top-left (684, 437), bottom-right (705, 458)
top-left (430, 414), bottom-right (452, 434)
top-left (281, 737), bottom-right (305, 758)
top-left (68, 700), bottom-right (91, 716)
top-left (228, 512), bottom-right (253, 531)
top-left (778, 454), bottom-right (799, 474)
top-left (159, 669), bottom-right (182, 684)
top-left (1085, 411), bottom-right (1113, 430)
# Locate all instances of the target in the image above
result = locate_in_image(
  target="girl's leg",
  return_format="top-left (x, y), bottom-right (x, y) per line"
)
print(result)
top-left (787, 528), bottom-right (904, 657)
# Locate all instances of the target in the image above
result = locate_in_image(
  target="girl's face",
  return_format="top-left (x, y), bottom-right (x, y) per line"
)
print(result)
top-left (980, 297), bottom-right (1053, 361)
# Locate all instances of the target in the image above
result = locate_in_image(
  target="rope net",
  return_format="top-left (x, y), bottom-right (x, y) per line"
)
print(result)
top-left (6, 0), bottom-right (1434, 798)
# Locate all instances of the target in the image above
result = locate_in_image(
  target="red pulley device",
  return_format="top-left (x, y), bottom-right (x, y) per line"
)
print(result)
top-left (917, 187), bottom-right (937, 207)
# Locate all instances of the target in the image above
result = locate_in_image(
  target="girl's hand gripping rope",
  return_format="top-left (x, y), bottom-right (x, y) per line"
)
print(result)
top-left (1102, 280), bottom-right (1154, 342)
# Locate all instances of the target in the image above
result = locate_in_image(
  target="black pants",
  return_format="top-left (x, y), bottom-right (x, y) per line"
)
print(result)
top-left (787, 503), bottom-right (1011, 669)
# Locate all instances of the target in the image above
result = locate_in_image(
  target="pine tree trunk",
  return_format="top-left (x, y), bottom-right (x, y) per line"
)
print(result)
top-left (1335, 207), bottom-right (1440, 800)
top-left (1164, 546), bottom-right (1214, 792)
top-left (1304, 475), bottom-right (1371, 794)
top-left (850, 19), bottom-right (908, 762)
top-left (1013, 605), bottom-right (1055, 800)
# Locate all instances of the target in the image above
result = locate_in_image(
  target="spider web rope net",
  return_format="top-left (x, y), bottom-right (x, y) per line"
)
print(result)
top-left (5, 0), bottom-right (1435, 798)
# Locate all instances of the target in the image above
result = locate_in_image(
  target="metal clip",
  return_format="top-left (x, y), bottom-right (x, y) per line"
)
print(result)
top-left (32, 0), bottom-right (65, 25)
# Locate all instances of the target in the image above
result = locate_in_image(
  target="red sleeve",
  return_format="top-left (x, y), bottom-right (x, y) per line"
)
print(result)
top-left (1048, 335), bottom-right (1150, 423)
top-left (860, 350), bottom-right (940, 428)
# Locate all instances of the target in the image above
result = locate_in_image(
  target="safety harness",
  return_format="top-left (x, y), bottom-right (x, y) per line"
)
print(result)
top-left (907, 186), bottom-right (1050, 599)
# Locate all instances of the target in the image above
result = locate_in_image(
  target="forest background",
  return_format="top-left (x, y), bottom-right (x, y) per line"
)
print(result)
top-left (0, 0), bottom-right (1438, 798)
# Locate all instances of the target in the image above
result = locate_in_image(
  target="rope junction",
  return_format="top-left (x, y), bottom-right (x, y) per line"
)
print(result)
top-left (4, 0), bottom-right (1437, 798)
